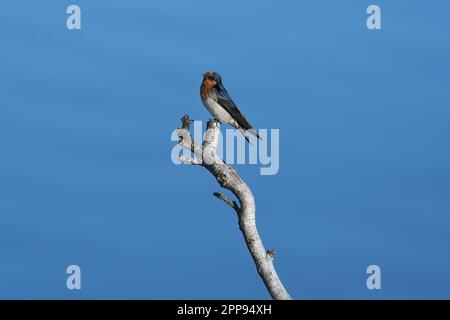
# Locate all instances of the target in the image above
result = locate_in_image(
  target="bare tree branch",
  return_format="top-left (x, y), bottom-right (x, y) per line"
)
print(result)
top-left (213, 192), bottom-right (240, 213)
top-left (176, 115), bottom-right (292, 300)
top-left (178, 156), bottom-right (202, 165)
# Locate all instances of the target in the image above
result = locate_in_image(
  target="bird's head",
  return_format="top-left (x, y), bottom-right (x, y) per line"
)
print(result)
top-left (202, 71), bottom-right (221, 89)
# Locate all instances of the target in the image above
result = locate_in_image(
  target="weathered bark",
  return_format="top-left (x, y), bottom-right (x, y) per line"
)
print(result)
top-left (176, 115), bottom-right (292, 300)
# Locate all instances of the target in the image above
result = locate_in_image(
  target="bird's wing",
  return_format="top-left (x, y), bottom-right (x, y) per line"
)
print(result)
top-left (215, 86), bottom-right (253, 130)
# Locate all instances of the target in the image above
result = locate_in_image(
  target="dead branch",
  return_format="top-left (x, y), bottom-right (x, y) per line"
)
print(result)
top-left (176, 114), bottom-right (292, 300)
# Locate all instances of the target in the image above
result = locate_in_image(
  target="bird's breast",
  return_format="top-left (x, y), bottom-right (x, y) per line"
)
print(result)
top-left (202, 96), bottom-right (233, 124)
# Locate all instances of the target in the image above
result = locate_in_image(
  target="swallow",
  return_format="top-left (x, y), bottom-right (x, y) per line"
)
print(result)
top-left (200, 71), bottom-right (261, 143)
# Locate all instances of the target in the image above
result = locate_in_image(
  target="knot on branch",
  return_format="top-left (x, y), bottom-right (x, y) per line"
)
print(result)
top-left (266, 249), bottom-right (276, 260)
top-left (216, 173), bottom-right (231, 188)
top-left (177, 129), bottom-right (188, 144)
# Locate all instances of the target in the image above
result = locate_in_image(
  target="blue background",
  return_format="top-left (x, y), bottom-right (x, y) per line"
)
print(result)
top-left (1, 0), bottom-right (449, 299)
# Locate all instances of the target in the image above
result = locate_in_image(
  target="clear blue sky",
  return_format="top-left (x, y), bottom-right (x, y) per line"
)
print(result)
top-left (1, 0), bottom-right (449, 299)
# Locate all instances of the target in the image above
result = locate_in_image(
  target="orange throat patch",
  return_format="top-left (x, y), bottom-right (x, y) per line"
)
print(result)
top-left (200, 82), bottom-right (214, 97)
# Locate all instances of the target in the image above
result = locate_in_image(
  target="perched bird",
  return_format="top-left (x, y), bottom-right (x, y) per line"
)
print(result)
top-left (200, 71), bottom-right (261, 142)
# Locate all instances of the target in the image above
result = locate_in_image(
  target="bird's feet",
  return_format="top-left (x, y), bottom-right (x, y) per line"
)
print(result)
top-left (207, 118), bottom-right (221, 128)
top-left (210, 118), bottom-right (221, 124)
